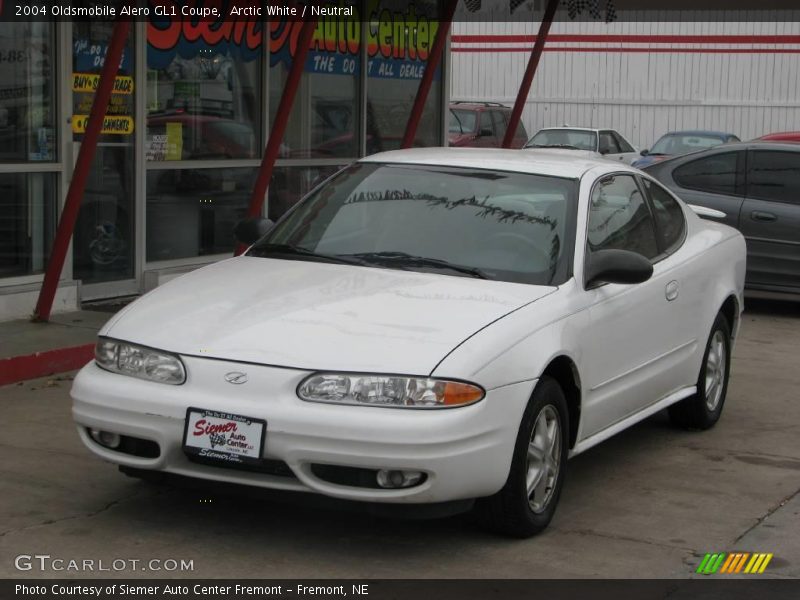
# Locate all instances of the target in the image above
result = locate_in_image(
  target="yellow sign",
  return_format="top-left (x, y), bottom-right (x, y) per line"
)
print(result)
top-left (165, 122), bottom-right (183, 161)
top-left (72, 73), bottom-right (134, 95)
top-left (72, 115), bottom-right (135, 135)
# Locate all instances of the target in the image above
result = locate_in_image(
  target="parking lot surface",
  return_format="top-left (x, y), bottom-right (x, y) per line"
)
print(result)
top-left (1, 299), bottom-right (798, 579)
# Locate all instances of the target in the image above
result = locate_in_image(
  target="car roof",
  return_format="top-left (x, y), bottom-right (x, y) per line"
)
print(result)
top-left (449, 102), bottom-right (510, 111)
top-left (360, 147), bottom-right (630, 179)
top-left (658, 130), bottom-right (735, 138)
top-left (646, 141), bottom-right (800, 167)
top-left (757, 132), bottom-right (800, 140)
top-left (537, 126), bottom-right (603, 133)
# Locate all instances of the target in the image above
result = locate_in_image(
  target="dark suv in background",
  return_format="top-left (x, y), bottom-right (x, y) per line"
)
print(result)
top-left (449, 102), bottom-right (528, 149)
top-left (645, 142), bottom-right (800, 296)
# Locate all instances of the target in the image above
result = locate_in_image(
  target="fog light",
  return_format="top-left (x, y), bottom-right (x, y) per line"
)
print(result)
top-left (376, 469), bottom-right (424, 489)
top-left (89, 428), bottom-right (121, 449)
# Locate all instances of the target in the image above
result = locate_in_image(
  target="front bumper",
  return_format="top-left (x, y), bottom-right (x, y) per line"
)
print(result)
top-left (71, 356), bottom-right (534, 504)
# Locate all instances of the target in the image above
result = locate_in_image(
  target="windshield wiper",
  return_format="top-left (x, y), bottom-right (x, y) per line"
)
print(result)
top-left (526, 143), bottom-right (583, 151)
top-left (248, 243), bottom-right (363, 266)
top-left (341, 251), bottom-right (489, 279)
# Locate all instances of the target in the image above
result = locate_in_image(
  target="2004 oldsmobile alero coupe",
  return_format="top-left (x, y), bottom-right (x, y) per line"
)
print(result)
top-left (72, 149), bottom-right (746, 537)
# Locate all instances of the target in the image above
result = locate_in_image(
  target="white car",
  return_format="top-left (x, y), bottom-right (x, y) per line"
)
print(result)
top-left (526, 127), bottom-right (639, 164)
top-left (72, 148), bottom-right (745, 537)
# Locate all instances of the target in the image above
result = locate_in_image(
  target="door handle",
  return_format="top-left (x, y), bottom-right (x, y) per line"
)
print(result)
top-left (751, 211), bottom-right (777, 222)
top-left (665, 280), bottom-right (680, 302)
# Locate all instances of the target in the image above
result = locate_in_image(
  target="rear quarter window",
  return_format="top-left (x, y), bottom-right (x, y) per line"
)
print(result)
top-left (673, 152), bottom-right (740, 196)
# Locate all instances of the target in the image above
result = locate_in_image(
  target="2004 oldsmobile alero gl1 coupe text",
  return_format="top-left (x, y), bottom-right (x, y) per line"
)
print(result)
top-left (72, 149), bottom-right (746, 537)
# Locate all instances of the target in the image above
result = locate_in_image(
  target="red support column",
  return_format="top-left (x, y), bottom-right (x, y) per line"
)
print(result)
top-left (234, 18), bottom-right (318, 256)
top-left (502, 0), bottom-right (560, 148)
top-left (401, 0), bottom-right (458, 150)
top-left (33, 17), bottom-right (132, 322)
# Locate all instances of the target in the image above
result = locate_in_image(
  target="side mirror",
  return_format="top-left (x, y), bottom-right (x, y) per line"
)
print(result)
top-left (585, 249), bottom-right (653, 288)
top-left (640, 149), bottom-right (649, 156)
top-left (599, 148), bottom-right (610, 155)
top-left (479, 128), bottom-right (493, 137)
top-left (233, 217), bottom-right (274, 246)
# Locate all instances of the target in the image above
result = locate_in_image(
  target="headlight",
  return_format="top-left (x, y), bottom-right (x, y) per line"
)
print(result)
top-left (95, 338), bottom-right (186, 385)
top-left (297, 373), bottom-right (484, 409)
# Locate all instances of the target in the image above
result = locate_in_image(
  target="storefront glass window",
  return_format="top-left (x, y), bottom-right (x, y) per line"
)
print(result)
top-left (72, 22), bottom-right (136, 285)
top-left (366, 0), bottom-right (442, 153)
top-left (269, 3), bottom-right (361, 159)
top-left (146, 168), bottom-right (257, 262)
top-left (0, 173), bottom-right (56, 277)
top-left (268, 165), bottom-right (345, 222)
top-left (145, 17), bottom-right (263, 160)
top-left (0, 22), bottom-right (56, 162)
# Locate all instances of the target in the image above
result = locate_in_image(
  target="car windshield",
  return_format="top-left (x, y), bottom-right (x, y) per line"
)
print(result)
top-left (449, 109), bottom-right (478, 134)
top-left (251, 163), bottom-right (578, 286)
top-left (650, 134), bottom-right (725, 155)
top-left (526, 129), bottom-right (597, 151)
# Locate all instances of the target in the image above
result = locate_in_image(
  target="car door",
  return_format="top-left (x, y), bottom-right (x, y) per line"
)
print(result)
top-left (655, 149), bottom-right (746, 232)
top-left (474, 110), bottom-right (498, 148)
top-left (598, 131), bottom-right (622, 161)
top-left (612, 131), bottom-right (639, 164)
top-left (740, 148), bottom-right (800, 292)
top-left (580, 173), bottom-right (694, 438)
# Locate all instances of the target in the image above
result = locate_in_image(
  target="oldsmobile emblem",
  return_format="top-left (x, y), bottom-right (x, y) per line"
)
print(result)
top-left (224, 372), bottom-right (248, 385)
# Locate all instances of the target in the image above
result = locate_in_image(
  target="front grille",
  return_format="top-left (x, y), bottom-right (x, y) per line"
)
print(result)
top-left (185, 454), bottom-right (296, 478)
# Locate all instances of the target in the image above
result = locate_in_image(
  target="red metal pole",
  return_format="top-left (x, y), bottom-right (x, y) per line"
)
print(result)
top-left (234, 18), bottom-right (318, 256)
top-left (401, 0), bottom-right (459, 149)
top-left (502, 0), bottom-right (560, 148)
top-left (33, 17), bottom-right (132, 322)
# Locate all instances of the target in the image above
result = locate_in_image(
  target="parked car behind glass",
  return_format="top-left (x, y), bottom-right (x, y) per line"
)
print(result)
top-left (645, 142), bottom-right (800, 295)
top-left (633, 130), bottom-right (740, 169)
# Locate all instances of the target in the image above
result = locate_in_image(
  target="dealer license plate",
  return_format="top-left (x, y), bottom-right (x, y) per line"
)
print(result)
top-left (183, 408), bottom-right (265, 466)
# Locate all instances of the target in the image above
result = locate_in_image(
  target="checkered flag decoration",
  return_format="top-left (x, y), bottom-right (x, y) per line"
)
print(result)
top-left (462, 0), bottom-right (617, 21)
top-left (567, 0), bottom-right (617, 22)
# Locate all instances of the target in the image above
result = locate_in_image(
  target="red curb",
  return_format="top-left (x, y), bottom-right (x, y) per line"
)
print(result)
top-left (0, 344), bottom-right (95, 386)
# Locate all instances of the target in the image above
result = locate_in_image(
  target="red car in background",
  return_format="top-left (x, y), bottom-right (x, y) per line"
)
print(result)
top-left (756, 131), bottom-right (800, 143)
top-left (449, 102), bottom-right (529, 149)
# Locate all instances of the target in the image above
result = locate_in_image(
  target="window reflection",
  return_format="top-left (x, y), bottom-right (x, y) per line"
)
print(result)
top-left (146, 29), bottom-right (262, 160)
top-left (0, 22), bottom-right (55, 161)
top-left (146, 168), bottom-right (257, 261)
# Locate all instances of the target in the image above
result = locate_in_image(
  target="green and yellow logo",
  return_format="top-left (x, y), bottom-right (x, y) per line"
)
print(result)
top-left (697, 552), bottom-right (773, 575)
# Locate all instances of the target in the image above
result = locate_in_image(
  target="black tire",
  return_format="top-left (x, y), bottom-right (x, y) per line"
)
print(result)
top-left (668, 313), bottom-right (731, 430)
top-left (473, 376), bottom-right (569, 538)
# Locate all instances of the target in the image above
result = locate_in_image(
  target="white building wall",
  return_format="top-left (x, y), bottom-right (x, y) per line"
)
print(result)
top-left (451, 14), bottom-right (800, 148)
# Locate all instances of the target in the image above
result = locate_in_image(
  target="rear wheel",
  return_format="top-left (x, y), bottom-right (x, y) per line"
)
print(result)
top-left (473, 376), bottom-right (569, 538)
top-left (668, 313), bottom-right (731, 430)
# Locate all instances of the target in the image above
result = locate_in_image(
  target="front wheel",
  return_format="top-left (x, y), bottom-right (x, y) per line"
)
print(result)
top-left (668, 313), bottom-right (731, 430)
top-left (473, 376), bottom-right (569, 538)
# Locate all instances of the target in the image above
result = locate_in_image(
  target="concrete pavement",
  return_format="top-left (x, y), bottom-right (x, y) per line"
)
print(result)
top-left (0, 299), bottom-right (798, 579)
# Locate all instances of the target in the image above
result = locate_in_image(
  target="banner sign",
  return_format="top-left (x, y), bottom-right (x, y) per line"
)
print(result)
top-left (146, 0), bottom-right (441, 80)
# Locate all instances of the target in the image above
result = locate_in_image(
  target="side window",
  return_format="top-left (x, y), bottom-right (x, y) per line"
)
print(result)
top-left (599, 131), bottom-right (621, 155)
top-left (673, 152), bottom-right (740, 196)
top-left (588, 174), bottom-right (659, 260)
top-left (479, 111), bottom-right (494, 136)
top-left (613, 132), bottom-right (635, 153)
top-left (642, 178), bottom-right (686, 255)
top-left (747, 150), bottom-right (800, 204)
top-left (492, 110), bottom-right (507, 137)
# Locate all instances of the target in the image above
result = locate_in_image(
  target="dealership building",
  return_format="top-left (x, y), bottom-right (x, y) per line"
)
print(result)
top-left (0, 1), bottom-right (448, 320)
top-left (2, 2), bottom-right (800, 321)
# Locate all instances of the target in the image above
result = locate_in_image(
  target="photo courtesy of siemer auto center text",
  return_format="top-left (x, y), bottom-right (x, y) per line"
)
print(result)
top-left (0, 0), bottom-right (798, 599)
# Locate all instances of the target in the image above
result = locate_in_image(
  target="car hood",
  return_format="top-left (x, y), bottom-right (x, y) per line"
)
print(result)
top-left (103, 257), bottom-right (555, 374)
